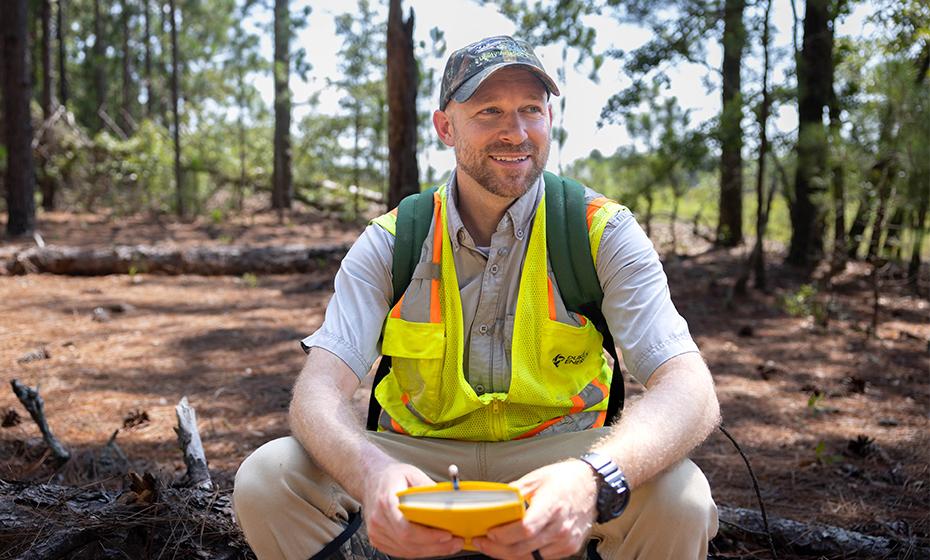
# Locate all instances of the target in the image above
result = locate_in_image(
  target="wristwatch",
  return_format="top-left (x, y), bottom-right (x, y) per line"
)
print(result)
top-left (579, 452), bottom-right (630, 523)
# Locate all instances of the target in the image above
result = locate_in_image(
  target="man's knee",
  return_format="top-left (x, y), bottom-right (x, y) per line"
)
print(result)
top-left (233, 437), bottom-right (309, 520)
top-left (646, 460), bottom-right (718, 537)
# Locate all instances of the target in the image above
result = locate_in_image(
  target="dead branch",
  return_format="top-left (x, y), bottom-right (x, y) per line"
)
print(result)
top-left (717, 505), bottom-right (922, 558)
top-left (9, 380), bottom-right (70, 464)
top-left (3, 242), bottom-right (351, 276)
top-left (174, 396), bottom-right (213, 491)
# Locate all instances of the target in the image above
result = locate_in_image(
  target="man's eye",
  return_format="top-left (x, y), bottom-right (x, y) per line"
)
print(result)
top-left (524, 106), bottom-right (543, 113)
top-left (480, 107), bottom-right (500, 114)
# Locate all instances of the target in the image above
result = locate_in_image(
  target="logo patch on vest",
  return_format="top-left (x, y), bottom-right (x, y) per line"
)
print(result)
top-left (552, 351), bottom-right (589, 368)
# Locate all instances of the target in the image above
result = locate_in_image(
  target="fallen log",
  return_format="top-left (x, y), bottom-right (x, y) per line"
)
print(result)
top-left (10, 380), bottom-right (70, 464)
top-left (716, 505), bottom-right (925, 558)
top-left (3, 242), bottom-right (351, 276)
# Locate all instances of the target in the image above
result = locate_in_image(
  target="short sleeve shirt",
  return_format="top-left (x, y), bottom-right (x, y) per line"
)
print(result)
top-left (301, 171), bottom-right (699, 388)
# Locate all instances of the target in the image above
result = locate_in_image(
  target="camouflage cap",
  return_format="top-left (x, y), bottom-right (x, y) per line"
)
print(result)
top-left (439, 35), bottom-right (560, 110)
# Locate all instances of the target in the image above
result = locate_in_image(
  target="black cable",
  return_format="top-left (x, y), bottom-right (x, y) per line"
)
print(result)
top-left (718, 424), bottom-right (778, 560)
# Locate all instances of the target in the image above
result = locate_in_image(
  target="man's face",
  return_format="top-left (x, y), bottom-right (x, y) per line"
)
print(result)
top-left (434, 67), bottom-right (552, 199)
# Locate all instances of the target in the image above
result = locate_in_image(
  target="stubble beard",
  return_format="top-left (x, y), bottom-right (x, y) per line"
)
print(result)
top-left (455, 139), bottom-right (550, 199)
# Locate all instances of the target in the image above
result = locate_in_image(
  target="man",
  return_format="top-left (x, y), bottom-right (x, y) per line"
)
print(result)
top-left (234, 36), bottom-right (719, 560)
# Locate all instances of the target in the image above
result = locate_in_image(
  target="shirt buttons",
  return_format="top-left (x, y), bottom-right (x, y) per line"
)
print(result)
top-left (478, 324), bottom-right (489, 334)
top-left (475, 384), bottom-right (486, 395)
top-left (489, 264), bottom-right (500, 274)
top-left (516, 228), bottom-right (525, 239)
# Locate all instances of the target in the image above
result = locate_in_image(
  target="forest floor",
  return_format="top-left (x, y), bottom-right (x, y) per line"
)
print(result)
top-left (1, 208), bottom-right (928, 558)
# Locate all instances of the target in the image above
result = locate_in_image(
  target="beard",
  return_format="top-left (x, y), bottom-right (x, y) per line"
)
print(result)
top-left (454, 138), bottom-right (550, 199)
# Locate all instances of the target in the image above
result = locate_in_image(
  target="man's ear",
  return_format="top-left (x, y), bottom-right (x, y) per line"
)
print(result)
top-left (548, 104), bottom-right (554, 127)
top-left (433, 110), bottom-right (456, 148)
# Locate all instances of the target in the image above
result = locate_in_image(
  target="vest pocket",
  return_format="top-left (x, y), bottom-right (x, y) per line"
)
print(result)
top-left (381, 317), bottom-right (446, 422)
top-left (536, 319), bottom-right (604, 401)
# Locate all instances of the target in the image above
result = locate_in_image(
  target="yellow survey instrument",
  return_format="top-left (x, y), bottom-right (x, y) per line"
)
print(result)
top-left (397, 480), bottom-right (526, 551)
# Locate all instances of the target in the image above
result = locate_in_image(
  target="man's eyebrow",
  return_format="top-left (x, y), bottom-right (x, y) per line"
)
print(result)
top-left (469, 91), bottom-right (548, 105)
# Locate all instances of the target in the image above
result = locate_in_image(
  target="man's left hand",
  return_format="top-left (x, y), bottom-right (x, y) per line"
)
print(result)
top-left (472, 460), bottom-right (598, 559)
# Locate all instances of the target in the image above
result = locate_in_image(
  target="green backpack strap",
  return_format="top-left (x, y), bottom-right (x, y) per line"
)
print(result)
top-left (544, 171), bottom-right (625, 422)
top-left (368, 186), bottom-right (437, 431)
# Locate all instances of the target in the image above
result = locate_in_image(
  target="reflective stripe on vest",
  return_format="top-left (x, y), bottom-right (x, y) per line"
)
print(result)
top-left (371, 188), bottom-right (624, 441)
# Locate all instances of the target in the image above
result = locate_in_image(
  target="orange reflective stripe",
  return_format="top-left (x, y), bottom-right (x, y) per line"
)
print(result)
top-left (515, 416), bottom-right (564, 440)
top-left (547, 277), bottom-right (557, 320)
top-left (591, 377), bottom-right (609, 395)
top-left (586, 197), bottom-right (610, 229)
top-left (570, 395), bottom-right (586, 414)
top-left (389, 208), bottom-right (398, 216)
top-left (401, 392), bottom-right (410, 405)
top-left (390, 417), bottom-right (407, 434)
top-left (390, 294), bottom-right (404, 319)
top-left (430, 192), bottom-right (442, 324)
top-left (594, 410), bottom-right (608, 428)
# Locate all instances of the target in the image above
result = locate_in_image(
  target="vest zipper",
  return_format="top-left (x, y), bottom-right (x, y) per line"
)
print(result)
top-left (491, 400), bottom-right (504, 440)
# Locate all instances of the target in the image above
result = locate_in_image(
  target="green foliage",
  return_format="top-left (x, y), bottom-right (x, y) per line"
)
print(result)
top-left (782, 283), bottom-right (818, 317)
top-left (241, 272), bottom-right (259, 288)
top-left (813, 440), bottom-right (843, 465)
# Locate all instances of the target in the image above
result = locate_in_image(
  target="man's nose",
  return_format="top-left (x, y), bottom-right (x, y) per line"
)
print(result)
top-left (498, 112), bottom-right (529, 145)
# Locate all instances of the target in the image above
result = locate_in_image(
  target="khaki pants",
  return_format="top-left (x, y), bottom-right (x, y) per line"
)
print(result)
top-left (233, 429), bottom-right (718, 560)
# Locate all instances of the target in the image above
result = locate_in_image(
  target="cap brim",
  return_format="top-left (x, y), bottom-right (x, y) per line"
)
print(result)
top-left (450, 62), bottom-right (560, 106)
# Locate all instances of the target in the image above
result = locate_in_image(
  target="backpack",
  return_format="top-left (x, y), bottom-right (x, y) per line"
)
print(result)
top-left (366, 171), bottom-right (625, 431)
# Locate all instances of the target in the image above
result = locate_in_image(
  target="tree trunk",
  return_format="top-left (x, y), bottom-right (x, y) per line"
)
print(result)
top-left (168, 0), bottom-right (183, 217)
top-left (387, 0), bottom-right (420, 209)
top-left (866, 166), bottom-right (894, 261)
top-left (716, 0), bottom-right (745, 247)
top-left (828, 32), bottom-right (845, 272)
top-left (787, 0), bottom-right (832, 267)
top-left (40, 0), bottom-right (52, 115)
top-left (120, 0), bottom-right (133, 133)
top-left (39, 0), bottom-right (57, 211)
top-left (752, 0), bottom-right (773, 291)
top-left (2, 0), bottom-right (37, 237)
top-left (909, 195), bottom-right (927, 288)
top-left (56, 0), bottom-right (67, 106)
top-left (847, 197), bottom-right (870, 259)
top-left (143, 0), bottom-right (152, 118)
top-left (271, 0), bottom-right (293, 212)
top-left (92, 0), bottom-right (106, 132)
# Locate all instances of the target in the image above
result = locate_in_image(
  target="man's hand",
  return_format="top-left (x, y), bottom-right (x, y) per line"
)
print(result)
top-left (363, 463), bottom-right (465, 558)
top-left (473, 460), bottom-right (598, 559)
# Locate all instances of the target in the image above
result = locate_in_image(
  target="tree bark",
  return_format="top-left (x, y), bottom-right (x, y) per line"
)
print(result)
top-left (272, 0), bottom-right (293, 211)
top-left (387, 0), bottom-right (420, 209)
top-left (716, 0), bottom-right (745, 247)
top-left (787, 0), bottom-right (832, 267)
top-left (92, 0), bottom-right (106, 132)
top-left (56, 0), bottom-right (67, 106)
top-left (2, 0), bottom-right (37, 237)
top-left (168, 0), bottom-right (183, 217)
top-left (866, 164), bottom-right (895, 261)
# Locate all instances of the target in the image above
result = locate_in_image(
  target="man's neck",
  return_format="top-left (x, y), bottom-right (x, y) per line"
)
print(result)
top-left (454, 170), bottom-right (517, 247)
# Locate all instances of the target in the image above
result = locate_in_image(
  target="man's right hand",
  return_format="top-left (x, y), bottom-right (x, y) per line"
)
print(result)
top-left (362, 463), bottom-right (465, 558)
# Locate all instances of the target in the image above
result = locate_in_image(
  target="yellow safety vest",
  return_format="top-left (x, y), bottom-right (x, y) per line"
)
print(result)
top-left (370, 186), bottom-right (624, 441)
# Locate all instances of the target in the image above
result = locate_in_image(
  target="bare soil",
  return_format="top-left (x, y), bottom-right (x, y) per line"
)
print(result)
top-left (1, 210), bottom-right (928, 557)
